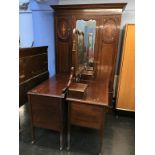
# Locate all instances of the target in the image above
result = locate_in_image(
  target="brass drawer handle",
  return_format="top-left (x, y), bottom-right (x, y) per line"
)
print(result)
top-left (19, 74), bottom-right (25, 79)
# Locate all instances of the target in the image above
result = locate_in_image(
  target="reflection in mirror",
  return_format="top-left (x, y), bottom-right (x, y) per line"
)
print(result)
top-left (76, 20), bottom-right (96, 71)
top-left (77, 31), bottom-right (84, 67)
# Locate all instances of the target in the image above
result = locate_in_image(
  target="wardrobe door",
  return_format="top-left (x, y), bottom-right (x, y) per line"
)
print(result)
top-left (55, 16), bottom-right (72, 73)
top-left (95, 15), bottom-right (121, 90)
top-left (116, 24), bottom-right (135, 111)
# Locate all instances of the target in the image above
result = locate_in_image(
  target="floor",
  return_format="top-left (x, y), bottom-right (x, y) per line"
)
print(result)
top-left (19, 103), bottom-right (135, 155)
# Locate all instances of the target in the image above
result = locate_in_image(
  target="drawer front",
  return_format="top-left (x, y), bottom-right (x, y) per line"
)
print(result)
top-left (29, 95), bottom-right (62, 131)
top-left (68, 91), bottom-right (84, 99)
top-left (70, 102), bottom-right (104, 129)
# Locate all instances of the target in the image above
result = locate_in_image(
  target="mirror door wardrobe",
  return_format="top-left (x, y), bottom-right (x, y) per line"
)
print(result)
top-left (51, 3), bottom-right (127, 154)
top-left (52, 4), bottom-right (126, 89)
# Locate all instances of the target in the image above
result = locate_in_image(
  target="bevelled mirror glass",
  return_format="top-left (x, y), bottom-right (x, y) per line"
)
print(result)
top-left (76, 20), bottom-right (96, 71)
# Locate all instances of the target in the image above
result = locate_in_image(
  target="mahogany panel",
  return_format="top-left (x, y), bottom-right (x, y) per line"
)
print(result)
top-left (29, 95), bottom-right (62, 131)
top-left (19, 46), bottom-right (48, 58)
top-left (55, 16), bottom-right (72, 73)
top-left (94, 15), bottom-right (121, 91)
top-left (28, 74), bottom-right (69, 97)
top-left (19, 72), bottom-right (49, 107)
top-left (19, 54), bottom-right (48, 83)
top-left (68, 83), bottom-right (88, 99)
top-left (67, 78), bottom-right (109, 106)
top-left (19, 46), bottom-right (49, 107)
top-left (70, 101), bottom-right (104, 129)
top-left (57, 41), bottom-right (70, 73)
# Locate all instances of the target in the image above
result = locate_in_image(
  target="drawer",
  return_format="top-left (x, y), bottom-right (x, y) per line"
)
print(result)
top-left (70, 102), bottom-right (104, 129)
top-left (29, 95), bottom-right (63, 131)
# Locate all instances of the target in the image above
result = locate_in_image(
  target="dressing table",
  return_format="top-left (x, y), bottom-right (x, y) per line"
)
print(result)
top-left (28, 3), bottom-right (127, 154)
top-left (28, 74), bottom-right (69, 150)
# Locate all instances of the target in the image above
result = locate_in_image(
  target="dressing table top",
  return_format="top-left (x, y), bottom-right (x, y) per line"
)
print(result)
top-left (67, 77), bottom-right (110, 107)
top-left (28, 73), bottom-right (109, 106)
top-left (28, 74), bottom-right (69, 98)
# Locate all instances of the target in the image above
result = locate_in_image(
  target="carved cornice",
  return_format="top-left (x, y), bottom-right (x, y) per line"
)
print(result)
top-left (51, 3), bottom-right (127, 12)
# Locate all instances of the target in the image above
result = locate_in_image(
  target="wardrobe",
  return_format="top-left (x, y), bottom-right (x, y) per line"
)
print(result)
top-left (116, 24), bottom-right (135, 111)
top-left (28, 3), bottom-right (127, 155)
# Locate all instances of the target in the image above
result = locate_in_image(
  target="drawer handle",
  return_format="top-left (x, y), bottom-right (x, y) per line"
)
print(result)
top-left (19, 74), bottom-right (25, 79)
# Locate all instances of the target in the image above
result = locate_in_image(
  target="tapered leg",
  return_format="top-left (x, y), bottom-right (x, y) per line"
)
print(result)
top-left (60, 132), bottom-right (63, 150)
top-left (67, 102), bottom-right (71, 150)
top-left (99, 108), bottom-right (106, 155)
top-left (31, 127), bottom-right (35, 144)
top-left (19, 115), bottom-right (21, 131)
top-left (99, 127), bottom-right (104, 155)
top-left (67, 126), bottom-right (70, 150)
top-left (59, 101), bottom-right (64, 150)
top-left (28, 95), bottom-right (35, 144)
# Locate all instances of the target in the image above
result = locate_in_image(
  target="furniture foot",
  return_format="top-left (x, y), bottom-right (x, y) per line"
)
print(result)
top-left (67, 103), bottom-right (71, 150)
top-left (67, 131), bottom-right (70, 150)
top-left (31, 140), bottom-right (35, 144)
top-left (31, 127), bottom-right (35, 144)
top-left (67, 146), bottom-right (70, 151)
top-left (116, 115), bottom-right (119, 119)
top-left (60, 147), bottom-right (63, 151)
top-left (99, 109), bottom-right (106, 155)
top-left (99, 136), bottom-right (103, 155)
top-left (59, 132), bottom-right (63, 151)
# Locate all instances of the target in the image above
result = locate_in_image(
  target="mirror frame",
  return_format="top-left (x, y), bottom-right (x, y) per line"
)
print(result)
top-left (72, 17), bottom-right (98, 77)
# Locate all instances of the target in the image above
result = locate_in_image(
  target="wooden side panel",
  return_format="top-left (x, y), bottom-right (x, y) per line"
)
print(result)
top-left (55, 16), bottom-right (72, 73)
top-left (19, 54), bottom-right (48, 83)
top-left (19, 46), bottom-right (48, 83)
top-left (19, 46), bottom-right (49, 107)
top-left (57, 41), bottom-right (70, 72)
top-left (70, 101), bottom-right (104, 129)
top-left (116, 24), bottom-right (135, 111)
top-left (29, 95), bottom-right (62, 131)
top-left (19, 47), bottom-right (47, 58)
top-left (19, 72), bottom-right (49, 107)
top-left (95, 15), bottom-right (121, 92)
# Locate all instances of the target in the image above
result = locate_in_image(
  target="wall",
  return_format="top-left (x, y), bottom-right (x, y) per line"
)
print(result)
top-left (19, 0), bottom-right (34, 47)
top-left (19, 12), bottom-right (34, 47)
top-left (30, 0), bottom-right (59, 76)
top-left (19, 0), bottom-right (59, 77)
